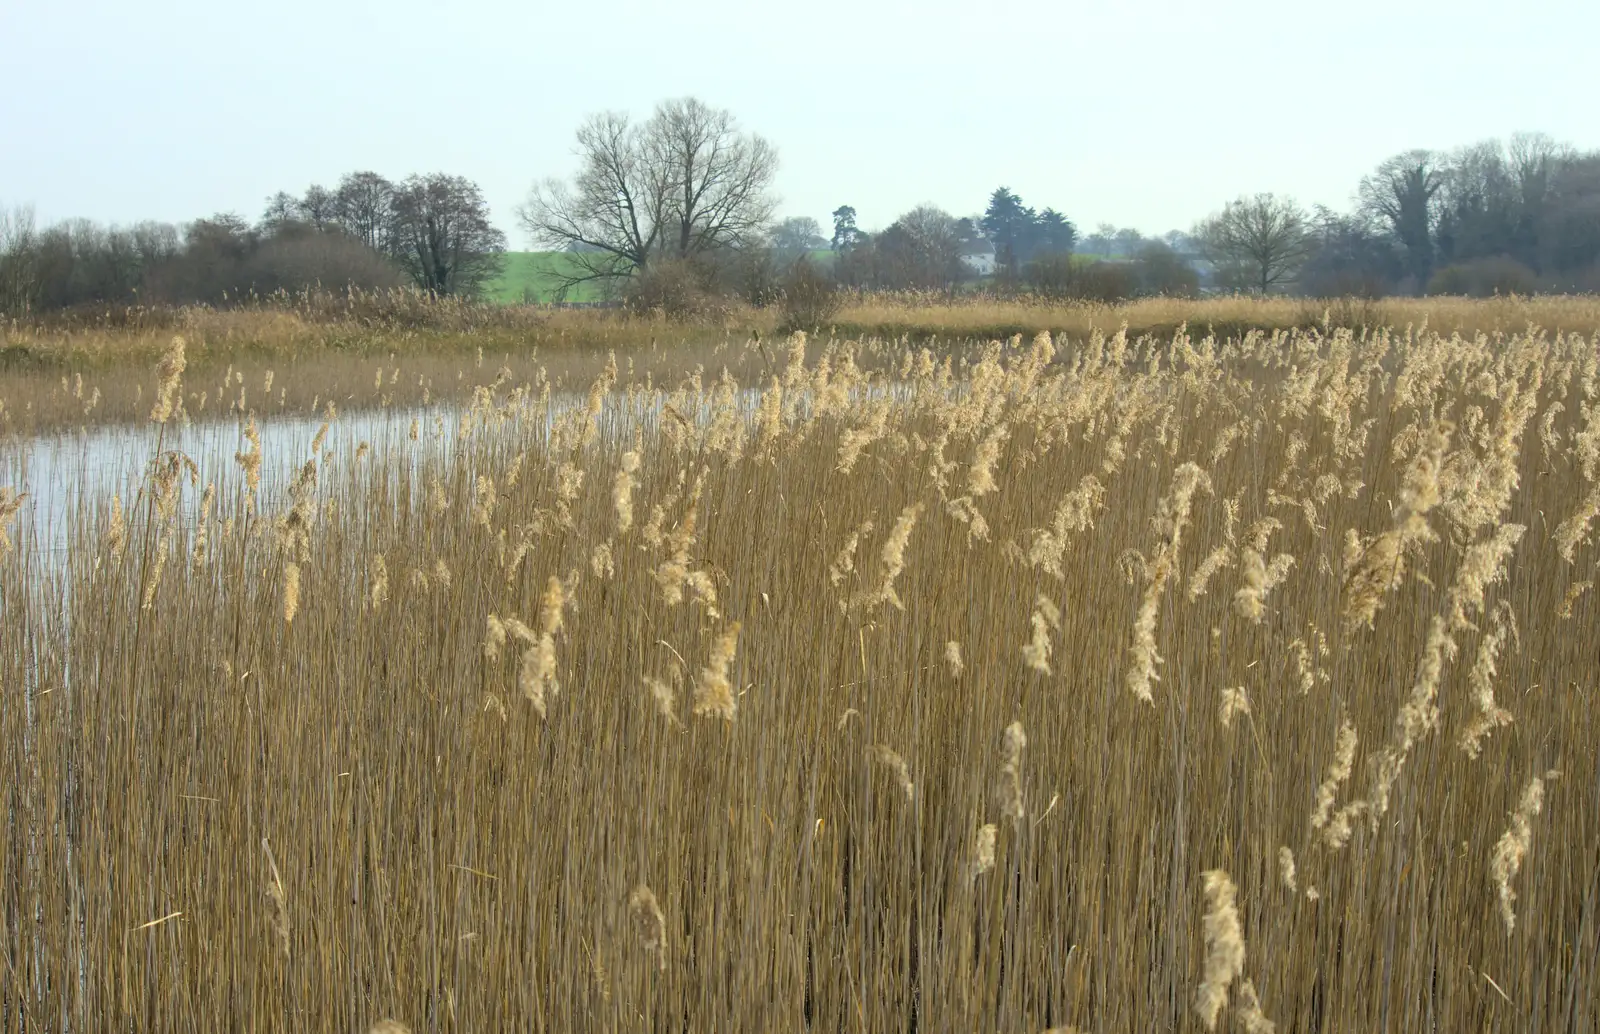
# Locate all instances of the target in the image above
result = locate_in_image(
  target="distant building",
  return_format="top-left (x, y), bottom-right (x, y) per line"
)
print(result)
top-left (960, 240), bottom-right (997, 277)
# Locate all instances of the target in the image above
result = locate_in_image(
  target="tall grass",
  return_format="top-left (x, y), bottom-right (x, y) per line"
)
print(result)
top-left (0, 321), bottom-right (1597, 1031)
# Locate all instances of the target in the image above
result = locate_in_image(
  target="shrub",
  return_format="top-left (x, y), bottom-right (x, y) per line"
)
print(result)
top-left (723, 247), bottom-right (784, 308)
top-left (778, 257), bottom-right (842, 332)
top-left (244, 231), bottom-right (406, 297)
top-left (1131, 243), bottom-right (1200, 297)
top-left (622, 259), bottom-right (731, 322)
top-left (1428, 257), bottom-right (1539, 297)
top-left (1295, 296), bottom-right (1389, 333)
top-left (1026, 255), bottom-right (1138, 302)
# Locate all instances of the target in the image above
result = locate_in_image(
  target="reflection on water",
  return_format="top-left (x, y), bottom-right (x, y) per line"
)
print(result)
top-left (0, 380), bottom-right (914, 563)
top-left (1, 407), bottom-right (460, 562)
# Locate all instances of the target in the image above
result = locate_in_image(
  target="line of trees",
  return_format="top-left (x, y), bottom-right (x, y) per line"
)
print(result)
top-left (1198, 134), bottom-right (1600, 297)
top-left (1, 172), bottom-right (506, 316)
top-left (8, 98), bottom-right (1600, 317)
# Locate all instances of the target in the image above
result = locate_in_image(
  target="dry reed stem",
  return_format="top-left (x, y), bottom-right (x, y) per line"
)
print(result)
top-left (0, 487), bottom-right (26, 559)
top-left (1492, 773), bottom-right (1553, 935)
top-left (1461, 602), bottom-right (1518, 758)
top-left (998, 721), bottom-right (1027, 824)
top-left (262, 839), bottom-right (291, 960)
top-left (871, 745), bottom-right (915, 803)
top-left (1342, 421), bottom-right (1450, 631)
top-left (943, 641), bottom-right (964, 678)
top-left (1310, 718), bottom-right (1359, 841)
top-left (628, 884), bottom-right (668, 971)
top-left (519, 576), bottom-right (566, 719)
top-left (1235, 979), bottom-right (1277, 1034)
top-left (1127, 463), bottom-right (1210, 703)
top-left (972, 824), bottom-right (998, 879)
top-left (1557, 579), bottom-right (1592, 618)
top-left (1218, 688), bottom-right (1252, 730)
top-left (1277, 847), bottom-right (1297, 893)
top-left (1022, 596), bottom-right (1060, 675)
top-left (149, 336), bottom-right (186, 424)
top-left (856, 503), bottom-right (922, 611)
top-left (692, 622), bottom-right (741, 721)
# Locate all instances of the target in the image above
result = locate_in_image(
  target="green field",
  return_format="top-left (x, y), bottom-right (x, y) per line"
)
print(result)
top-left (488, 250), bottom-right (844, 305)
top-left (484, 248), bottom-right (1104, 305)
top-left (485, 252), bottom-right (611, 304)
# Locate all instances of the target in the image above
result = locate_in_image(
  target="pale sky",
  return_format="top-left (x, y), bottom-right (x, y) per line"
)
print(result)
top-left (3, 0), bottom-right (1596, 240)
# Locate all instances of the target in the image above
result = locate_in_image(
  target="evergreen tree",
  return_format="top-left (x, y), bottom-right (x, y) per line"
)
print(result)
top-left (1035, 208), bottom-right (1078, 255)
top-left (831, 206), bottom-right (863, 254)
top-left (982, 187), bottom-right (1034, 274)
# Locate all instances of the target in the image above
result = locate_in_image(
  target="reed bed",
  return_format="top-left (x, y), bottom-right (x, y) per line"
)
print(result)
top-left (0, 322), bottom-right (1597, 1032)
top-left (833, 291), bottom-right (1600, 343)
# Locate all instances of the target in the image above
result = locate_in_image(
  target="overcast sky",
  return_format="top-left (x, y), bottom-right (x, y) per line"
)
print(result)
top-left (4, 0), bottom-right (1596, 241)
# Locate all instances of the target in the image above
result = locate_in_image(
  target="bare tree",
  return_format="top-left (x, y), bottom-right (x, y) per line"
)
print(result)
top-left (1359, 150), bottom-right (1445, 289)
top-left (518, 97), bottom-right (778, 296)
top-left (770, 216), bottom-right (825, 261)
top-left (334, 171), bottom-right (396, 253)
top-left (299, 185), bottom-right (338, 232)
top-left (1195, 193), bottom-right (1313, 294)
top-left (130, 221), bottom-right (181, 266)
top-left (260, 192), bottom-right (301, 233)
top-left (0, 206), bottom-right (41, 315)
top-left (874, 205), bottom-right (966, 291)
top-left (389, 174), bottom-right (506, 297)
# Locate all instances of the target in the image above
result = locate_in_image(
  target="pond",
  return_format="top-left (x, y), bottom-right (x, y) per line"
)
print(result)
top-left (1, 406), bottom-right (460, 564)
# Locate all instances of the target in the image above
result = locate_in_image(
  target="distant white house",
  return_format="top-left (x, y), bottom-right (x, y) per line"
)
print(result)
top-left (960, 240), bottom-right (997, 277)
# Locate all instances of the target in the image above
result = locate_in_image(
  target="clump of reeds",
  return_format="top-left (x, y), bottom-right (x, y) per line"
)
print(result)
top-left (1277, 847), bottom-right (1297, 893)
top-left (190, 482), bottom-right (217, 567)
top-left (1342, 421), bottom-right (1450, 631)
top-left (368, 553), bottom-right (390, 611)
top-left (104, 493), bottom-right (127, 560)
top-left (1557, 580), bottom-right (1592, 618)
top-left (1188, 545), bottom-right (1234, 602)
top-left (1029, 475), bottom-right (1106, 579)
top-left (4, 317), bottom-right (1597, 1030)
